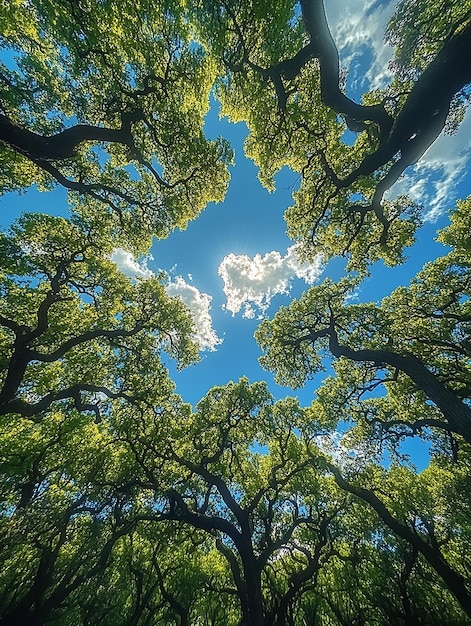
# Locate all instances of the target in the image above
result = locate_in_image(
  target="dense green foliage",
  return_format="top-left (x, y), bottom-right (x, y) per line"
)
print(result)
top-left (0, 0), bottom-right (470, 624)
top-left (0, 0), bottom-right (232, 248)
top-left (257, 202), bottom-right (471, 443)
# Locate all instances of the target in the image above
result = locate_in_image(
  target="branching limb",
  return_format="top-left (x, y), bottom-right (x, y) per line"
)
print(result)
top-left (326, 330), bottom-right (471, 444)
top-left (326, 461), bottom-right (471, 619)
top-left (0, 384), bottom-right (134, 420)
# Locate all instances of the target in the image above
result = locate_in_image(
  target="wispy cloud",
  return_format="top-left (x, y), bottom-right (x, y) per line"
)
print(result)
top-left (110, 249), bottom-right (221, 352)
top-left (416, 107), bottom-right (471, 220)
top-left (388, 107), bottom-right (471, 221)
top-left (218, 245), bottom-right (324, 319)
top-left (326, 0), bottom-right (396, 90)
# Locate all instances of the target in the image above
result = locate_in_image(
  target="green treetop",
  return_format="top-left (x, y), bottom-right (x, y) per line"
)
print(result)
top-left (0, 0), bottom-right (232, 242)
top-left (256, 197), bottom-right (471, 448)
top-left (0, 212), bottom-right (198, 422)
top-left (190, 0), bottom-right (471, 270)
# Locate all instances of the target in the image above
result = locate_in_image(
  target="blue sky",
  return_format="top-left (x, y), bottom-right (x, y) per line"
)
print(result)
top-left (1, 1), bottom-right (471, 465)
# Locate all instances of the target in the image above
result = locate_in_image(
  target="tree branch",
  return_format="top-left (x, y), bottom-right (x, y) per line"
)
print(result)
top-left (0, 113), bottom-right (139, 161)
top-left (0, 384), bottom-right (133, 419)
top-left (327, 462), bottom-right (471, 619)
top-left (327, 331), bottom-right (471, 444)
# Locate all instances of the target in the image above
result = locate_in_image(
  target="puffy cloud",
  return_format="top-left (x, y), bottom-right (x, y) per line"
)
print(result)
top-left (218, 245), bottom-right (324, 318)
top-left (110, 248), bottom-right (153, 279)
top-left (166, 276), bottom-right (222, 352)
top-left (110, 250), bottom-right (221, 352)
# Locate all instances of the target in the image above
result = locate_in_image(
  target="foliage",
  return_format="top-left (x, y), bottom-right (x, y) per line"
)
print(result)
top-left (256, 200), bottom-right (471, 449)
top-left (0, 0), bottom-right (232, 243)
top-left (1, 375), bottom-right (470, 623)
top-left (1, 0), bottom-right (471, 624)
top-left (0, 212), bottom-right (198, 422)
top-left (191, 0), bottom-right (471, 271)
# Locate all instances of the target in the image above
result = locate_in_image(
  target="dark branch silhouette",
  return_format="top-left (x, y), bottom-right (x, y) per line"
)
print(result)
top-left (327, 461), bottom-right (471, 620)
top-left (283, 321), bottom-right (471, 444)
top-left (222, 0), bottom-right (471, 248)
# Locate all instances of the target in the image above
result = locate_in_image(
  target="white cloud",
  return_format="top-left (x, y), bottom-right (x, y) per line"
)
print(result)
top-left (325, 0), bottom-right (396, 90)
top-left (418, 107), bottom-right (471, 220)
top-left (388, 107), bottom-right (471, 220)
top-left (166, 276), bottom-right (222, 352)
top-left (218, 245), bottom-right (324, 318)
top-left (110, 248), bottom-right (153, 279)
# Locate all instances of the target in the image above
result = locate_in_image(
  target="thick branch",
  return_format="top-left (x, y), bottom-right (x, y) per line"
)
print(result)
top-left (146, 489), bottom-right (243, 546)
top-left (0, 113), bottom-right (137, 161)
top-left (154, 560), bottom-right (190, 626)
top-left (328, 463), bottom-right (471, 619)
top-left (169, 456), bottom-right (249, 532)
top-left (0, 384), bottom-right (132, 419)
top-left (299, 0), bottom-right (393, 136)
top-left (327, 332), bottom-right (471, 444)
top-left (29, 325), bottom-right (146, 363)
top-left (258, 2), bottom-right (471, 244)
top-left (272, 519), bottom-right (330, 625)
top-left (216, 538), bottom-right (248, 622)
top-left (0, 318), bottom-right (146, 410)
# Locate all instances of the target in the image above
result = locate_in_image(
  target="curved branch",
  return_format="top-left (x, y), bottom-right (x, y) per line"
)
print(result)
top-left (272, 516), bottom-right (331, 625)
top-left (327, 462), bottom-right (471, 620)
top-left (370, 416), bottom-right (453, 438)
top-left (0, 285), bottom-right (63, 405)
top-left (327, 332), bottom-right (471, 444)
top-left (0, 113), bottom-right (138, 161)
top-left (253, 1), bottom-right (471, 250)
top-left (299, 0), bottom-right (393, 136)
top-left (0, 384), bottom-right (133, 419)
top-left (29, 325), bottom-right (146, 363)
top-left (292, 2), bottom-right (471, 176)
top-left (139, 490), bottom-right (242, 545)
top-left (168, 456), bottom-right (248, 532)
top-left (0, 317), bottom-right (147, 409)
top-left (216, 537), bottom-right (248, 620)
top-left (30, 158), bottom-right (159, 213)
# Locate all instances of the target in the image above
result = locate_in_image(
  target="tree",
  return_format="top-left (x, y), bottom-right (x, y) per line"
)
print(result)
top-left (2, 371), bottom-right (469, 624)
top-left (0, 387), bottom-right (134, 625)
top-left (4, 0), bottom-right (470, 262)
top-left (255, 197), bottom-right (471, 618)
top-left (256, 197), bottom-right (471, 447)
top-left (324, 459), bottom-right (471, 620)
top-left (111, 377), bottom-right (471, 624)
top-left (0, 0), bottom-right (232, 244)
top-left (0, 212), bottom-right (197, 422)
top-left (192, 0), bottom-right (471, 269)
top-left (115, 378), bottom-right (325, 625)
top-left (109, 380), bottom-right (382, 625)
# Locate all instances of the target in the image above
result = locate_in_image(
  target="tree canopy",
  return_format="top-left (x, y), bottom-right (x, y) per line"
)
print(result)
top-left (1, 0), bottom-right (471, 624)
top-left (0, 0), bottom-right (232, 248)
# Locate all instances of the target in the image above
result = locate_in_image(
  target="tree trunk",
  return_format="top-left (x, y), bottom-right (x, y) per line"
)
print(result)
top-left (239, 544), bottom-right (265, 626)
